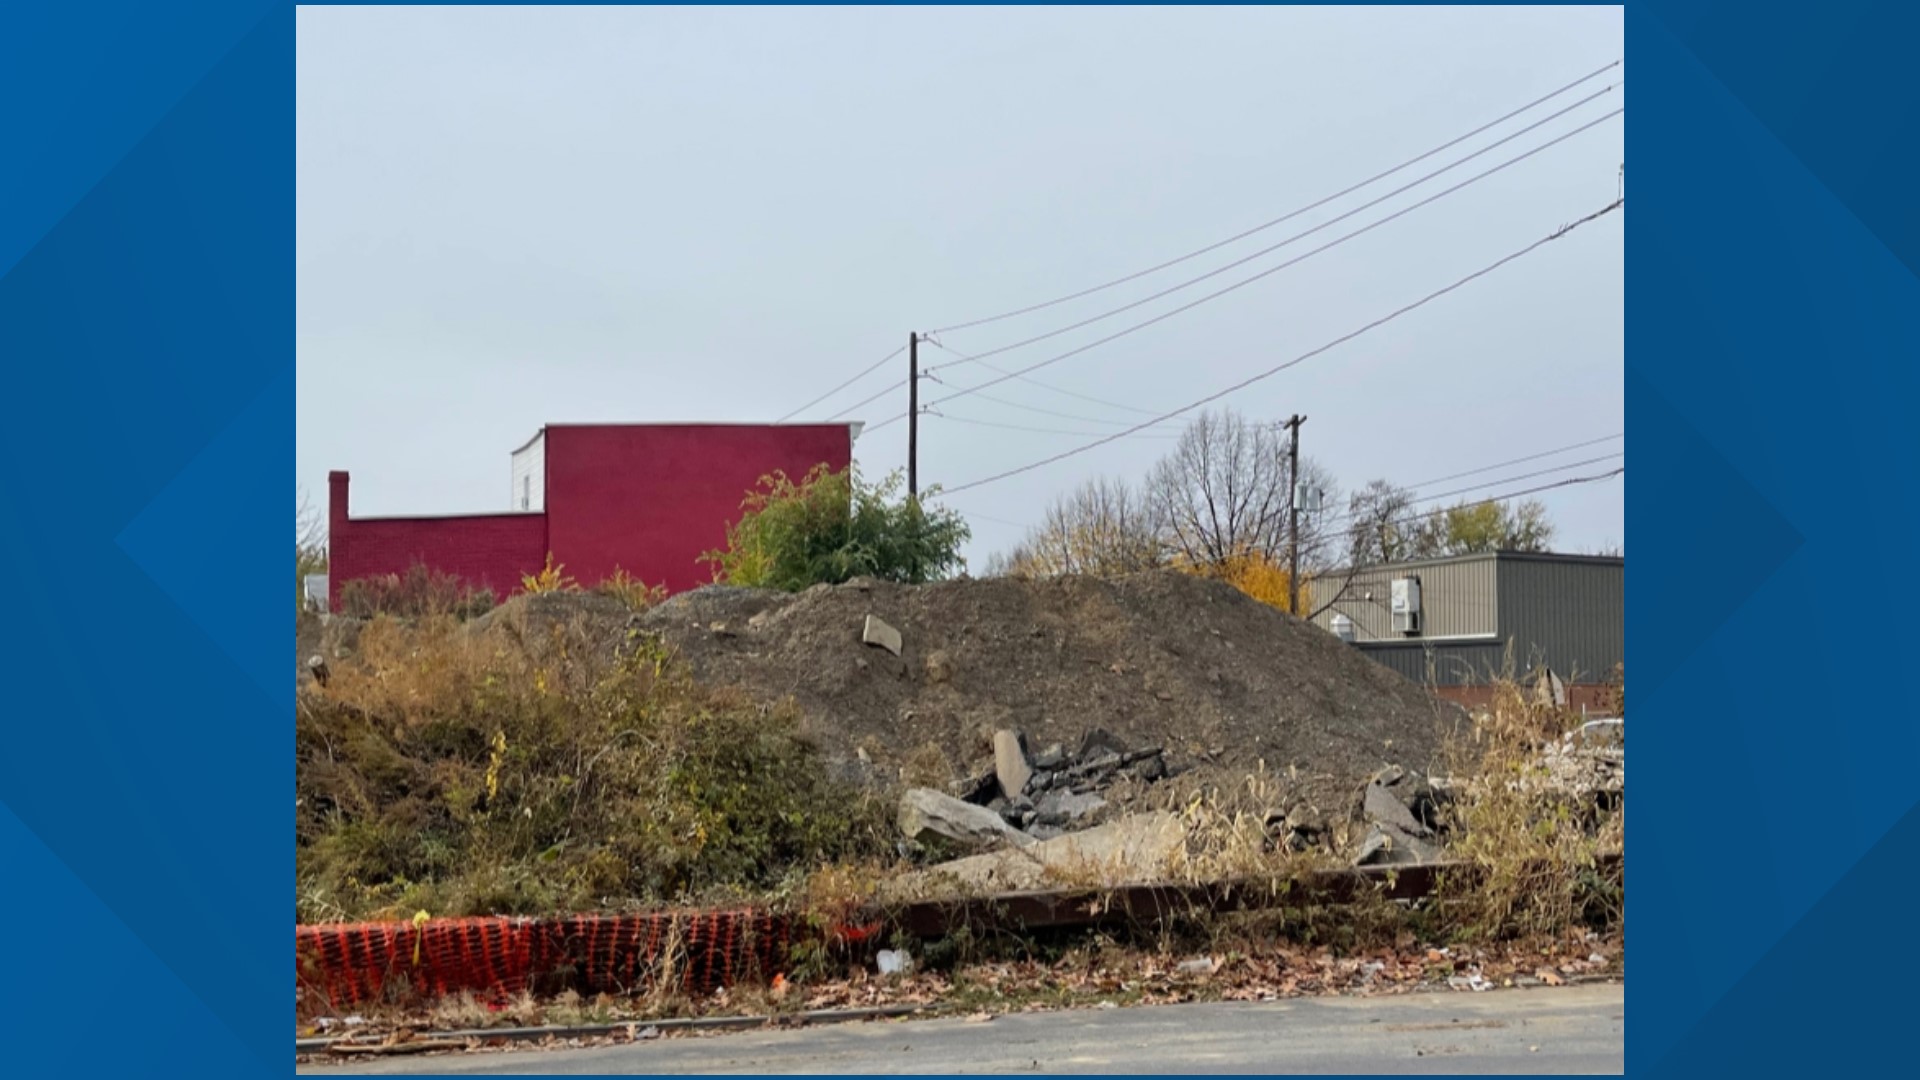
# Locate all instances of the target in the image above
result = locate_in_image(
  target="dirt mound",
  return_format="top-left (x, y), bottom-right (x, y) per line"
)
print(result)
top-left (627, 572), bottom-right (1460, 804)
top-left (301, 574), bottom-right (1462, 809)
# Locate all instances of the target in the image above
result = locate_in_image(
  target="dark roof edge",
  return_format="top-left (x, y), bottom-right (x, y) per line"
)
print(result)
top-left (1318, 550), bottom-right (1623, 575)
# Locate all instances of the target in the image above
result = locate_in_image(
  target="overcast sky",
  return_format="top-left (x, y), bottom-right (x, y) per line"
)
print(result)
top-left (297, 5), bottom-right (1625, 567)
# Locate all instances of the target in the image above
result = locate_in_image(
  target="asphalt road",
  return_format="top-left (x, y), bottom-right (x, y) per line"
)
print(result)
top-left (301, 983), bottom-right (1624, 1075)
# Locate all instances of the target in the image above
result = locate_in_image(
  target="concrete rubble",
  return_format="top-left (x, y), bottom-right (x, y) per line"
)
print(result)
top-left (1352, 765), bottom-right (1451, 867)
top-left (993, 730), bottom-right (1033, 800)
top-left (899, 787), bottom-right (1036, 851)
top-left (943, 726), bottom-right (1172, 835)
top-left (888, 811), bottom-right (1189, 895)
top-left (1534, 721), bottom-right (1625, 801)
top-left (861, 614), bottom-right (903, 656)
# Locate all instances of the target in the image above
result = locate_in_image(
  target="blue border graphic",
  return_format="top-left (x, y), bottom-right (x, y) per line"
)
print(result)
top-left (1, 3), bottom-right (1916, 1074)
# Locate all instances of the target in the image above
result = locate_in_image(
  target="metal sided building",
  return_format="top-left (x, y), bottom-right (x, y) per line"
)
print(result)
top-left (1308, 551), bottom-right (1623, 711)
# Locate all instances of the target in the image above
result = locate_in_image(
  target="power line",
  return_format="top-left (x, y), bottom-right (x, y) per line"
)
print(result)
top-left (825, 377), bottom-right (908, 422)
top-left (1243, 466), bottom-right (1626, 560)
top-left (948, 390), bottom-right (1183, 429)
top-left (1400, 432), bottom-right (1622, 490)
top-left (927, 87), bottom-right (1621, 374)
top-left (935, 196), bottom-right (1624, 495)
top-left (1360, 467), bottom-right (1623, 529)
top-left (959, 509), bottom-right (1035, 530)
top-left (939, 468), bottom-right (1625, 551)
top-left (924, 338), bottom-right (1169, 418)
top-left (928, 59), bottom-right (1622, 335)
top-left (1317, 452), bottom-right (1624, 528)
top-left (905, 110), bottom-right (1623, 422)
top-left (944, 438), bottom-right (1623, 561)
top-left (929, 408), bottom-right (1183, 440)
top-left (774, 344), bottom-right (904, 423)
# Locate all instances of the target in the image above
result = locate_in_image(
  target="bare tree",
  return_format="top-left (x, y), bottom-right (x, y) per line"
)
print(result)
top-left (1295, 477), bottom-right (1419, 621)
top-left (1342, 478), bottom-right (1423, 567)
top-left (997, 476), bottom-right (1164, 578)
top-left (1143, 408), bottom-right (1341, 573)
top-left (297, 487), bottom-right (328, 611)
top-left (1145, 409), bottom-right (1287, 566)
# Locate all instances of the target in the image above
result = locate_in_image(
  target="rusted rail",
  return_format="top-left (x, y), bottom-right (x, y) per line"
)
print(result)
top-left (885, 853), bottom-right (1623, 938)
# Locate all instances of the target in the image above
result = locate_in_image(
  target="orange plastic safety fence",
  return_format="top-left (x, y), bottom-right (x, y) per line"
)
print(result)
top-left (295, 909), bottom-right (801, 1011)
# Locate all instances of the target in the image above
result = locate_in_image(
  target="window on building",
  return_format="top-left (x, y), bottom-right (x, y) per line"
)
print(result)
top-left (521, 475), bottom-right (530, 511)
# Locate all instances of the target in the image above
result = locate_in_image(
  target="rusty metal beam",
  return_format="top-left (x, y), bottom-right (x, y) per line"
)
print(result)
top-left (883, 853), bottom-right (1622, 939)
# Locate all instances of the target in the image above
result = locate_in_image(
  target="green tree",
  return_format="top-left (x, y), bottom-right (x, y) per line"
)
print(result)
top-left (1415, 498), bottom-right (1556, 556)
top-left (702, 465), bottom-right (970, 591)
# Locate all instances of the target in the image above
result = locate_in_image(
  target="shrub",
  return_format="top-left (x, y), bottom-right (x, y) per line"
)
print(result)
top-left (336, 563), bottom-right (496, 620)
top-left (1439, 675), bottom-right (1623, 940)
top-left (701, 464), bottom-right (970, 591)
top-left (295, 613), bottom-right (892, 921)
top-left (595, 568), bottom-right (668, 611)
top-left (520, 554), bottom-right (580, 594)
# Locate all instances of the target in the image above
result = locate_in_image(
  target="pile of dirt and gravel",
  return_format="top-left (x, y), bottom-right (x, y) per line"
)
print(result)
top-left (626, 571), bottom-right (1461, 809)
top-left (298, 572), bottom-right (1463, 817)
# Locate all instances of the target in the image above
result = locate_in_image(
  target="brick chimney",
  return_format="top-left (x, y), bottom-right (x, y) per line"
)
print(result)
top-left (328, 471), bottom-right (349, 611)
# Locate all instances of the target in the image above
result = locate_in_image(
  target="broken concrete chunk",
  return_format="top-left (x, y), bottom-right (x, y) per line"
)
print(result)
top-left (1078, 728), bottom-right (1128, 760)
top-left (898, 787), bottom-right (1034, 850)
top-left (993, 794), bottom-right (1035, 825)
top-left (862, 614), bottom-right (902, 656)
top-left (1353, 822), bottom-right (1443, 866)
top-left (1030, 744), bottom-right (1067, 771)
top-left (1070, 752), bottom-right (1124, 779)
top-left (1363, 779), bottom-right (1432, 837)
top-left (1035, 789), bottom-right (1108, 828)
top-left (993, 729), bottom-right (1033, 800)
top-left (888, 811), bottom-right (1186, 895)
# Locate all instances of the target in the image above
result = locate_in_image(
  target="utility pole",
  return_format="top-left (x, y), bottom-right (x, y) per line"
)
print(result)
top-left (1284, 414), bottom-right (1307, 617)
top-left (907, 331), bottom-right (919, 501)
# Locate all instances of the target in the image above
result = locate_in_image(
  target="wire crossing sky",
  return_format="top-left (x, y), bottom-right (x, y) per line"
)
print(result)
top-left (297, 6), bottom-right (1625, 566)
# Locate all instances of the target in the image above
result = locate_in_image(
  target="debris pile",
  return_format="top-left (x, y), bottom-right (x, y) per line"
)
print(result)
top-left (1534, 721), bottom-right (1624, 803)
top-left (886, 811), bottom-right (1191, 896)
top-left (1352, 765), bottom-right (1449, 867)
top-left (629, 571), bottom-right (1462, 813)
top-left (945, 727), bottom-right (1171, 841)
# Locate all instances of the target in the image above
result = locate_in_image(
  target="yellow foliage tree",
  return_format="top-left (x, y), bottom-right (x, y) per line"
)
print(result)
top-left (1175, 549), bottom-right (1312, 616)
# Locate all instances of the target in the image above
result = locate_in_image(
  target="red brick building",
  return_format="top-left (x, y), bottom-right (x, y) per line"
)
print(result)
top-left (327, 423), bottom-right (858, 609)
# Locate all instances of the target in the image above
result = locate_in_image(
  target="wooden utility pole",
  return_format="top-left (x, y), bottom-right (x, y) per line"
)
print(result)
top-left (1284, 414), bottom-right (1307, 616)
top-left (907, 332), bottom-right (919, 501)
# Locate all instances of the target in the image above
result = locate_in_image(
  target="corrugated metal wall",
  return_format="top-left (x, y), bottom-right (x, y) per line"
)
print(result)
top-left (1354, 639), bottom-right (1513, 687)
top-left (1310, 555), bottom-right (1500, 641)
top-left (1495, 556), bottom-right (1624, 684)
top-left (1308, 552), bottom-right (1623, 689)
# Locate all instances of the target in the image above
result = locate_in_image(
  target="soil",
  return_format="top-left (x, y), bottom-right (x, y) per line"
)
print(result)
top-left (629, 571), bottom-right (1463, 808)
top-left (297, 572), bottom-right (1464, 813)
